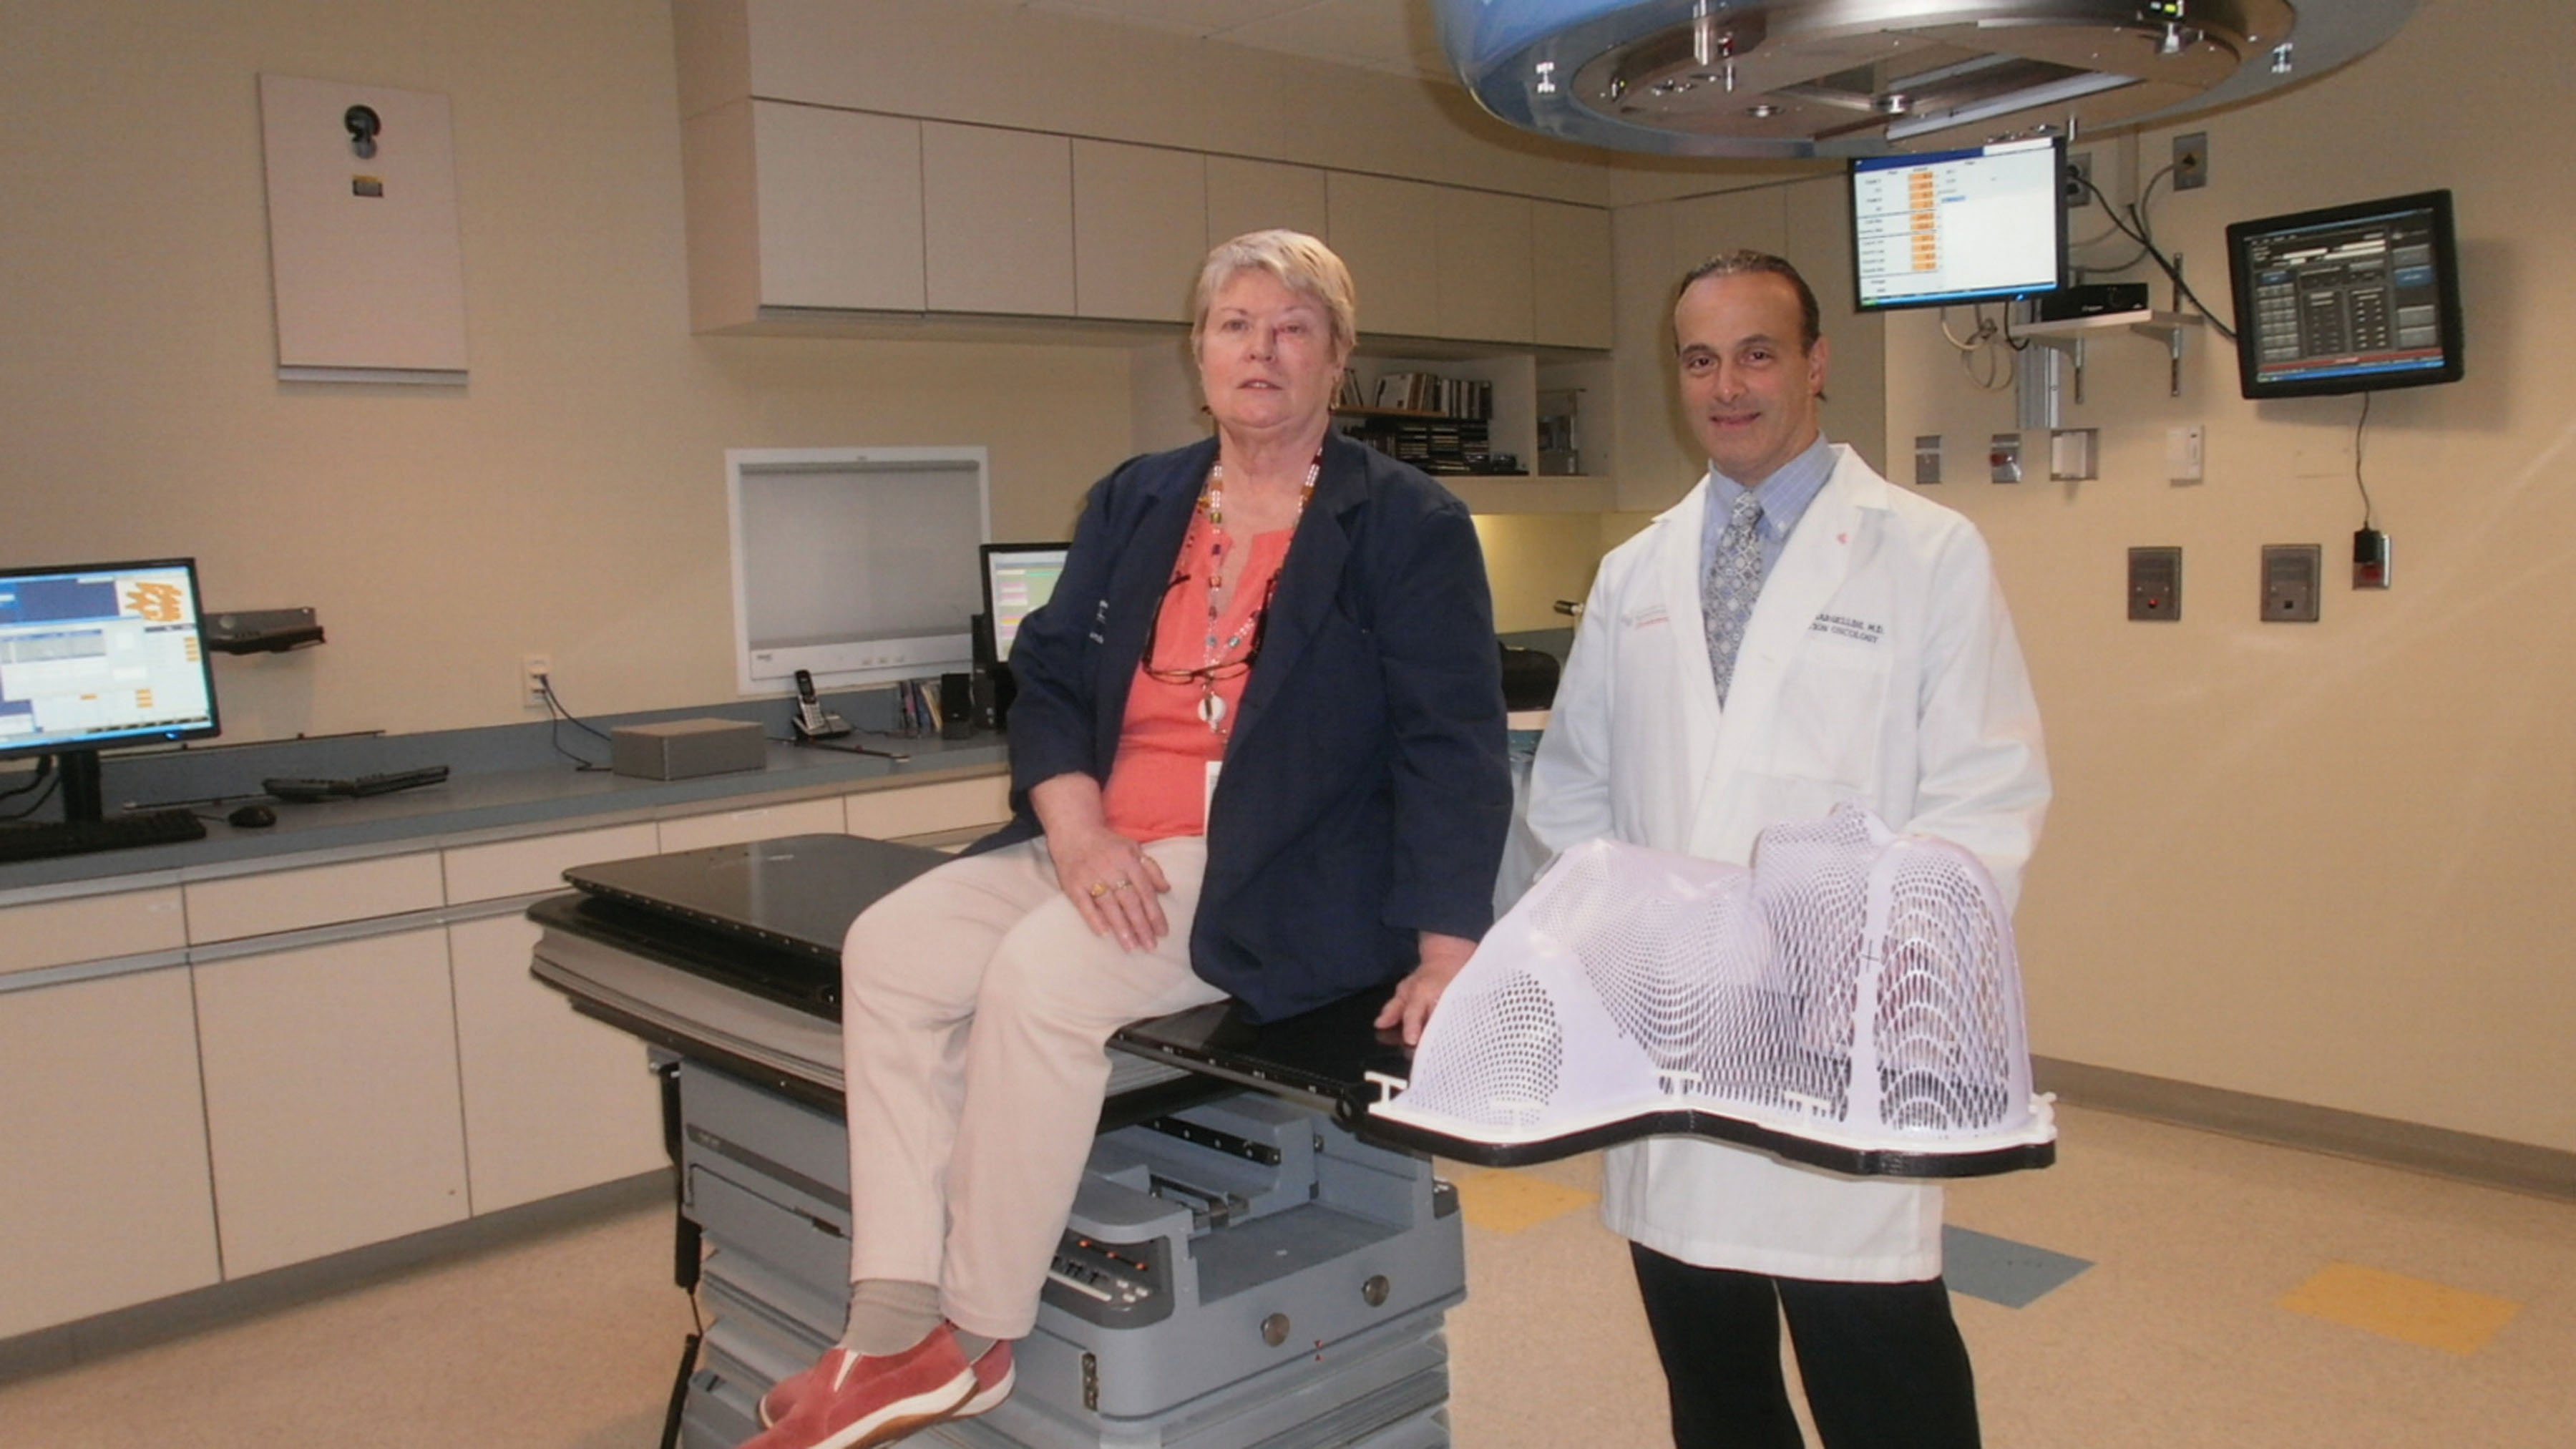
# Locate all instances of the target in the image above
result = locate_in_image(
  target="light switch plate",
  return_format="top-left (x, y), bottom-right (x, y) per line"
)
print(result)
top-left (1915, 435), bottom-right (1943, 485)
top-left (2166, 424), bottom-right (2204, 482)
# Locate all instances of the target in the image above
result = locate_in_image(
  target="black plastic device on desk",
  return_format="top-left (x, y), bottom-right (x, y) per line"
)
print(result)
top-left (789, 668), bottom-right (850, 741)
top-left (260, 765), bottom-right (450, 803)
top-left (0, 807), bottom-right (206, 864)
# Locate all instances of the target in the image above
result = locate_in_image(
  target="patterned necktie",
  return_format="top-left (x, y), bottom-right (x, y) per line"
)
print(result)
top-left (1702, 488), bottom-right (1764, 706)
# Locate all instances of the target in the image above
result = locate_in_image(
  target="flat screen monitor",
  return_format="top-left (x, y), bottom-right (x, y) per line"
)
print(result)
top-left (1850, 137), bottom-right (2067, 314)
top-left (0, 558), bottom-right (221, 822)
top-left (980, 542), bottom-right (1069, 665)
top-left (2225, 189), bottom-right (2464, 399)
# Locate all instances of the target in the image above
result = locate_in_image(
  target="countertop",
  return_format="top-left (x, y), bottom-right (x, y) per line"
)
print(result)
top-left (0, 732), bottom-right (1010, 902)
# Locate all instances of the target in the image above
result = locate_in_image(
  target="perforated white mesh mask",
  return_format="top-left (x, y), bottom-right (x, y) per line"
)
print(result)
top-left (1372, 806), bottom-right (2054, 1176)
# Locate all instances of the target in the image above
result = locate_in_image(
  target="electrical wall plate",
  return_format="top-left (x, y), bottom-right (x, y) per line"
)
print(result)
top-left (2129, 547), bottom-right (2182, 621)
top-left (1914, 435), bottom-right (1943, 485)
top-left (1989, 434), bottom-right (2023, 484)
top-left (2263, 544), bottom-right (2323, 622)
top-left (2166, 424), bottom-right (2205, 482)
top-left (2173, 131), bottom-right (2210, 190)
top-left (2049, 428), bottom-right (2099, 481)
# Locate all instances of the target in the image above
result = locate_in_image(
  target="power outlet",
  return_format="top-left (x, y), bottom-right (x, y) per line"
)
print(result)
top-left (2172, 131), bottom-right (2209, 190)
top-left (521, 653), bottom-right (552, 709)
top-left (2065, 150), bottom-right (2094, 209)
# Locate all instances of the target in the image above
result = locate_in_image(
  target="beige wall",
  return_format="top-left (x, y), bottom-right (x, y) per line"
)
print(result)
top-left (0, 1), bottom-right (1151, 738)
top-left (1884, 0), bottom-right (2576, 1152)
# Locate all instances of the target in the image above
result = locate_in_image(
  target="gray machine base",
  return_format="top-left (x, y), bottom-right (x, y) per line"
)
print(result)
top-left (672, 1060), bottom-right (1463, 1449)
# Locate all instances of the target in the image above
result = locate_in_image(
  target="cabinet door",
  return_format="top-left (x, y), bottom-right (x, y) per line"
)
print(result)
top-left (659, 796), bottom-right (848, 853)
top-left (923, 122), bottom-right (1074, 316)
top-left (1206, 157), bottom-right (1329, 249)
top-left (193, 929), bottom-right (469, 1277)
top-left (756, 101), bottom-right (926, 311)
top-left (1533, 201), bottom-right (1615, 350)
top-left (442, 821), bottom-right (659, 904)
top-left (1437, 190), bottom-right (1535, 344)
top-left (1327, 172), bottom-right (1440, 339)
top-left (1074, 140), bottom-right (1205, 323)
top-left (183, 851), bottom-right (444, 944)
top-left (0, 885), bottom-right (184, 976)
top-left (844, 775), bottom-right (1013, 841)
top-left (449, 914), bottom-right (666, 1214)
top-left (0, 968), bottom-right (220, 1338)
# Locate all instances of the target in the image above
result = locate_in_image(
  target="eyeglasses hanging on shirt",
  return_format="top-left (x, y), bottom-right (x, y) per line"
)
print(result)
top-left (1142, 570), bottom-right (1281, 732)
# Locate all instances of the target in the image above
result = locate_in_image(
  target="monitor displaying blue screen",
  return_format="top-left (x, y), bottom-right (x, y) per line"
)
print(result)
top-left (0, 559), bottom-right (220, 760)
top-left (1850, 137), bottom-right (2067, 313)
top-left (981, 542), bottom-right (1069, 662)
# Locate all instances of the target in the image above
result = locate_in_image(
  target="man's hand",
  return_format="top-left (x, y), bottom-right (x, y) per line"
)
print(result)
top-left (1375, 931), bottom-right (1478, 1046)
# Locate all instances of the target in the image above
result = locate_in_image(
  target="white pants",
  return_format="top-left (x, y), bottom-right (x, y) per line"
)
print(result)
top-left (837, 835), bottom-right (1226, 1339)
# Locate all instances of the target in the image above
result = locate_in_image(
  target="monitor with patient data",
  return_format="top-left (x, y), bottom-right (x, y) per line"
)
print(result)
top-left (2225, 189), bottom-right (2464, 399)
top-left (1849, 137), bottom-right (2067, 314)
top-left (0, 558), bottom-right (220, 763)
top-left (980, 542), bottom-right (1069, 664)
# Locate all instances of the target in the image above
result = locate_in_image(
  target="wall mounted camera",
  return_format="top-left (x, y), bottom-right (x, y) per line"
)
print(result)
top-left (344, 104), bottom-right (381, 160)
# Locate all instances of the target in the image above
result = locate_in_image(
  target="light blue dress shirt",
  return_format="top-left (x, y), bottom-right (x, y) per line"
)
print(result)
top-left (1697, 434), bottom-right (1836, 585)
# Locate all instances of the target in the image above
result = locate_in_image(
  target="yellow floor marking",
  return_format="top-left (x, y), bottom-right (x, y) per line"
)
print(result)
top-left (2278, 1262), bottom-right (2521, 1356)
top-left (1450, 1168), bottom-right (1598, 1235)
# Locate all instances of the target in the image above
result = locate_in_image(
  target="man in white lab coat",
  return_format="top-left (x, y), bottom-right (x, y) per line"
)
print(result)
top-left (1526, 252), bottom-right (2049, 1448)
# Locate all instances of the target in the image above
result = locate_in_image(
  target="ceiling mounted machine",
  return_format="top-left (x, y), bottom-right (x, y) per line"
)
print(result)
top-left (1435, 0), bottom-right (2419, 156)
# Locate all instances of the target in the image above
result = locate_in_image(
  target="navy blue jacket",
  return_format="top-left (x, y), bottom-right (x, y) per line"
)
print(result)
top-left (972, 432), bottom-right (1511, 1023)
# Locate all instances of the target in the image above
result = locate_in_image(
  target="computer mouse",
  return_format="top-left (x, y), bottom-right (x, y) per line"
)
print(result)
top-left (228, 804), bottom-right (278, 829)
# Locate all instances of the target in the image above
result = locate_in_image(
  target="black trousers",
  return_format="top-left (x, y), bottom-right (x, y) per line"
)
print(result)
top-left (1630, 1244), bottom-right (1981, 1449)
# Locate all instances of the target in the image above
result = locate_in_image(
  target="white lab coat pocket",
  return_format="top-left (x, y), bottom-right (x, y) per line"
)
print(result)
top-left (1765, 639), bottom-right (1889, 791)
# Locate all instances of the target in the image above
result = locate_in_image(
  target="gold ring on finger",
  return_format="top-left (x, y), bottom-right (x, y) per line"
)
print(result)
top-left (1086, 881), bottom-right (1111, 899)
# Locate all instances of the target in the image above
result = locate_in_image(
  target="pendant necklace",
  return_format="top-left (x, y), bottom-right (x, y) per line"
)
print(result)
top-left (1191, 448), bottom-right (1321, 731)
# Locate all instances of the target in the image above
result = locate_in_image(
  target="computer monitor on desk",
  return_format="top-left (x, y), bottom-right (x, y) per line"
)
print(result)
top-left (0, 558), bottom-right (220, 826)
top-left (979, 542), bottom-right (1069, 668)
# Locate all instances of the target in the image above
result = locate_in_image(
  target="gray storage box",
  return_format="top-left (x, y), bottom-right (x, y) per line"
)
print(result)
top-left (611, 717), bottom-right (766, 780)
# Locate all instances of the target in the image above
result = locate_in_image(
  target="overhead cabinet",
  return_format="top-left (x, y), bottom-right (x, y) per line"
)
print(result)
top-left (1075, 140), bottom-right (1207, 323)
top-left (678, 104), bottom-right (1610, 350)
top-left (924, 122), bottom-right (1075, 316)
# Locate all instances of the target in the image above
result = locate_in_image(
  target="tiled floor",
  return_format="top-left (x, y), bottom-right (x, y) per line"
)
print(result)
top-left (3, 1102), bottom-right (2569, 1448)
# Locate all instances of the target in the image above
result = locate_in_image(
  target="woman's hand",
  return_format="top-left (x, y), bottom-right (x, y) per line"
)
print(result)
top-left (1047, 822), bottom-right (1172, 950)
top-left (1029, 773), bottom-right (1171, 951)
top-left (1375, 931), bottom-right (1478, 1046)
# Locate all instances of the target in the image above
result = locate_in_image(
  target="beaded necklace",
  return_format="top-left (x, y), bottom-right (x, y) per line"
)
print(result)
top-left (1184, 448), bottom-right (1320, 731)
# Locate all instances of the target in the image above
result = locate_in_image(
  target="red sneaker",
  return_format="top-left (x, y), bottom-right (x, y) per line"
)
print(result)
top-left (955, 1340), bottom-right (1015, 1418)
top-left (763, 1336), bottom-right (1013, 1428)
top-left (741, 1330), bottom-right (974, 1449)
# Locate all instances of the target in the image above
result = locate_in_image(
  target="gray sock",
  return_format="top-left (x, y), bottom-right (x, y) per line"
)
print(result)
top-left (839, 1279), bottom-right (944, 1357)
top-left (953, 1329), bottom-right (995, 1362)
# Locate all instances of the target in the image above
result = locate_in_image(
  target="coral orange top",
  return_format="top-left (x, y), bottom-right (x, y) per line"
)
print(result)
top-left (1101, 517), bottom-right (1294, 841)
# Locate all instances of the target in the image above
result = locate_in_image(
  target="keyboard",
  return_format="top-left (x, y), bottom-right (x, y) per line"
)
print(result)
top-left (0, 807), bottom-right (209, 864)
top-left (261, 766), bottom-right (451, 803)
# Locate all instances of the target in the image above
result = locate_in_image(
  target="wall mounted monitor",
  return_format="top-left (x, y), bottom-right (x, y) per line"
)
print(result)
top-left (2225, 189), bottom-right (2464, 399)
top-left (1850, 136), bottom-right (2067, 314)
top-left (0, 558), bottom-right (221, 821)
top-left (726, 447), bottom-right (991, 694)
top-left (980, 542), bottom-right (1070, 665)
